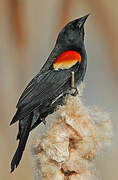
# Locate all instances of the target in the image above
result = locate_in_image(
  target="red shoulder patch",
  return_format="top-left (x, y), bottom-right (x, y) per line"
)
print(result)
top-left (53, 50), bottom-right (81, 70)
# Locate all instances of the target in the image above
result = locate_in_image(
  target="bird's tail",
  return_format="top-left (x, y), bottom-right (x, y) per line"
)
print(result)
top-left (11, 113), bottom-right (33, 172)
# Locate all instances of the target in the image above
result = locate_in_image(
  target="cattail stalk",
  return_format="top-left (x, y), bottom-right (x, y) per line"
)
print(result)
top-left (32, 85), bottom-right (112, 180)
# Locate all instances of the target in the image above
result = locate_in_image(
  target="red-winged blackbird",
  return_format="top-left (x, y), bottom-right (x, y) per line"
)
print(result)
top-left (10, 14), bottom-right (89, 172)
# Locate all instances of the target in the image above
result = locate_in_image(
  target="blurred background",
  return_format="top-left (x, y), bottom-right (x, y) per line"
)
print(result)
top-left (0, 0), bottom-right (118, 179)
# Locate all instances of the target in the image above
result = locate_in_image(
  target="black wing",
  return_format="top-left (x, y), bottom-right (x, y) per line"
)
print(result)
top-left (10, 69), bottom-right (71, 124)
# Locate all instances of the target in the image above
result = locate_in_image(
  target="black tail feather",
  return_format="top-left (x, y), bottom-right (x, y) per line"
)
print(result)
top-left (10, 109), bottom-right (21, 126)
top-left (16, 120), bottom-right (22, 140)
top-left (11, 113), bottom-right (33, 172)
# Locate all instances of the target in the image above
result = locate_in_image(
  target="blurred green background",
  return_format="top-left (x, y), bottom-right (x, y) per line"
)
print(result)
top-left (0, 0), bottom-right (118, 180)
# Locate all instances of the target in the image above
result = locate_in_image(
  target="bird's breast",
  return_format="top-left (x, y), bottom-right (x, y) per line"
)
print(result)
top-left (53, 50), bottom-right (81, 70)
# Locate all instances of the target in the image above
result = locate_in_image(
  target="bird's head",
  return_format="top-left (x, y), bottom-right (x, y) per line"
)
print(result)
top-left (56, 14), bottom-right (89, 49)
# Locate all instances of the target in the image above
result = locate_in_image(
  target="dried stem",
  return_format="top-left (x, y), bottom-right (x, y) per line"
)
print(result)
top-left (32, 85), bottom-right (112, 180)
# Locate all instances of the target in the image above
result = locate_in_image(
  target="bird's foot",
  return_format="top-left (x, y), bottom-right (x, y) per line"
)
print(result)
top-left (70, 87), bottom-right (78, 96)
top-left (65, 87), bottom-right (78, 97)
top-left (42, 118), bottom-right (46, 125)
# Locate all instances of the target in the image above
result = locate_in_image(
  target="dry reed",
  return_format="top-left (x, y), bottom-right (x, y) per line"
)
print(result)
top-left (32, 84), bottom-right (112, 180)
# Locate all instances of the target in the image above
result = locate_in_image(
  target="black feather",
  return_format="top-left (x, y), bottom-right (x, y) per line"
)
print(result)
top-left (10, 109), bottom-right (21, 125)
top-left (11, 113), bottom-right (33, 172)
top-left (10, 69), bottom-right (72, 124)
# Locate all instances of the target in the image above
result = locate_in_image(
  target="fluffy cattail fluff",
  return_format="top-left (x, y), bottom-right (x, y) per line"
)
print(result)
top-left (32, 84), bottom-right (112, 180)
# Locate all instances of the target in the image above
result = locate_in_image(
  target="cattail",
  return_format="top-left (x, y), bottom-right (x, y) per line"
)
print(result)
top-left (32, 84), bottom-right (112, 180)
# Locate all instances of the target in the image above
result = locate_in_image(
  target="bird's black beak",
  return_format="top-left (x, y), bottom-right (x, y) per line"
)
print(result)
top-left (78, 14), bottom-right (89, 29)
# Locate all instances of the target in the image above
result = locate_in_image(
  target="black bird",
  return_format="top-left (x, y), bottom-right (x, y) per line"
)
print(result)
top-left (10, 14), bottom-right (89, 172)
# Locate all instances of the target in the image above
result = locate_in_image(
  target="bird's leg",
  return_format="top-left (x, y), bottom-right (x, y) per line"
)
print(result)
top-left (69, 71), bottom-right (78, 96)
top-left (41, 118), bottom-right (46, 125)
top-left (64, 72), bottom-right (79, 97)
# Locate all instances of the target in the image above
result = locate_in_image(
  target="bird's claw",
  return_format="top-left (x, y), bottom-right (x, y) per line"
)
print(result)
top-left (42, 118), bottom-right (46, 125)
top-left (65, 87), bottom-right (78, 97)
top-left (70, 87), bottom-right (78, 96)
